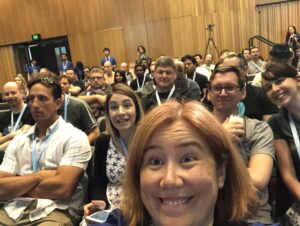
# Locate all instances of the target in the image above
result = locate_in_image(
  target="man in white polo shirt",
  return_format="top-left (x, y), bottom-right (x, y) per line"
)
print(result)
top-left (0, 76), bottom-right (91, 225)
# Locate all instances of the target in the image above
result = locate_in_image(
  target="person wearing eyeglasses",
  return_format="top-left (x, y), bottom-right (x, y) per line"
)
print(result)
top-left (0, 76), bottom-right (91, 225)
top-left (207, 65), bottom-right (275, 225)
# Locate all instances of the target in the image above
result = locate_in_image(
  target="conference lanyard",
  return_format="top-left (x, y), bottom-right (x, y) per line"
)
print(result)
top-left (63, 95), bottom-right (68, 122)
top-left (137, 76), bottom-right (146, 92)
top-left (120, 138), bottom-right (128, 158)
top-left (155, 85), bottom-right (176, 105)
top-left (288, 112), bottom-right (300, 158)
top-left (105, 56), bottom-right (111, 62)
top-left (252, 61), bottom-right (264, 72)
top-left (31, 122), bottom-right (59, 171)
top-left (11, 104), bottom-right (27, 132)
top-left (192, 72), bottom-right (196, 81)
top-left (62, 61), bottom-right (68, 70)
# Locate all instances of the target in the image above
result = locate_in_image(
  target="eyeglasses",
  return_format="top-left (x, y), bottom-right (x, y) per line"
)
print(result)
top-left (90, 76), bottom-right (104, 81)
top-left (210, 84), bottom-right (240, 94)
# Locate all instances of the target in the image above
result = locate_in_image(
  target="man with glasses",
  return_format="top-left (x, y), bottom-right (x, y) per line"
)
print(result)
top-left (222, 53), bottom-right (278, 121)
top-left (0, 76), bottom-right (91, 225)
top-left (208, 65), bottom-right (275, 225)
top-left (79, 67), bottom-right (110, 121)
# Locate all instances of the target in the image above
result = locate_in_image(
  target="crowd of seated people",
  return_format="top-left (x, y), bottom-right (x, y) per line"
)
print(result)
top-left (1, 39), bottom-right (300, 226)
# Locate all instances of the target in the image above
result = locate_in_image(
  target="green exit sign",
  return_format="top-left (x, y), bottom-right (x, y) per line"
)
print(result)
top-left (31, 33), bottom-right (41, 41)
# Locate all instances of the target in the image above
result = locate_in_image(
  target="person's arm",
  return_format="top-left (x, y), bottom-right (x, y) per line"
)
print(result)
top-left (275, 139), bottom-right (300, 200)
top-left (69, 86), bottom-right (82, 96)
top-left (27, 165), bottom-right (84, 200)
top-left (78, 95), bottom-right (106, 106)
top-left (88, 126), bottom-right (100, 144)
top-left (0, 125), bottom-right (32, 151)
top-left (248, 153), bottom-right (273, 190)
top-left (0, 170), bottom-right (56, 201)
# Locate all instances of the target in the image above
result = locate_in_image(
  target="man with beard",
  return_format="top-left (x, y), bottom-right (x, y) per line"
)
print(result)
top-left (130, 64), bottom-right (152, 92)
top-left (0, 82), bottom-right (34, 152)
top-left (181, 54), bottom-right (209, 98)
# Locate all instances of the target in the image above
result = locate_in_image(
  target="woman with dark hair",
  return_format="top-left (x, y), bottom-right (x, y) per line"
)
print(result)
top-left (286, 25), bottom-right (300, 52)
top-left (136, 45), bottom-right (150, 64)
top-left (74, 61), bottom-right (85, 80)
top-left (262, 62), bottom-right (300, 225)
top-left (114, 70), bottom-right (127, 84)
top-left (82, 83), bottom-right (144, 224)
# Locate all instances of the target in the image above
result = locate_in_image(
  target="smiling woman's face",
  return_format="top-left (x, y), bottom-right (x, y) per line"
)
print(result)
top-left (140, 120), bottom-right (225, 226)
top-left (108, 93), bottom-right (137, 133)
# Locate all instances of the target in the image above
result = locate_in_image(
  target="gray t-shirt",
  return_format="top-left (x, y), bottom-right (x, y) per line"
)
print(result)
top-left (240, 117), bottom-right (275, 224)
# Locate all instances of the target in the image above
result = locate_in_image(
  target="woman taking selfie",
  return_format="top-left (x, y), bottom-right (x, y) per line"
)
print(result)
top-left (89, 101), bottom-right (257, 226)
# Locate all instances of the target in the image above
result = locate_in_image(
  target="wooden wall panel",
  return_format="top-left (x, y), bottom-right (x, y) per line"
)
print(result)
top-left (123, 24), bottom-right (148, 63)
top-left (0, 0), bottom-right (67, 44)
top-left (0, 46), bottom-right (17, 92)
top-left (68, 28), bottom-right (126, 68)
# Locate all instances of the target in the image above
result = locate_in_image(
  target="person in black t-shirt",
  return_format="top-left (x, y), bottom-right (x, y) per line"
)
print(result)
top-left (0, 82), bottom-right (34, 151)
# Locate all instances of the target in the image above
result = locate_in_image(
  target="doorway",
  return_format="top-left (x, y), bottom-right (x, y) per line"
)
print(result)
top-left (13, 36), bottom-right (71, 77)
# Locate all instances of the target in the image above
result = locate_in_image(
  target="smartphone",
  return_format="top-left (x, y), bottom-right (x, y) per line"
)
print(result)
top-left (86, 210), bottom-right (110, 223)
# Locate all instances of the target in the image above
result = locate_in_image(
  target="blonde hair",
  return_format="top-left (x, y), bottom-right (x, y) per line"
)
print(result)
top-left (121, 101), bottom-right (257, 226)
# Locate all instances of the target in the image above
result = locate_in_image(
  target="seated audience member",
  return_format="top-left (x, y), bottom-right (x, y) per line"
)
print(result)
top-left (114, 70), bottom-right (127, 84)
top-left (0, 82), bottom-right (34, 152)
top-left (219, 49), bottom-right (231, 61)
top-left (14, 74), bottom-right (29, 97)
top-left (207, 66), bottom-right (275, 224)
top-left (87, 101), bottom-right (257, 226)
top-left (202, 53), bottom-right (215, 75)
top-left (74, 61), bottom-right (85, 81)
top-left (66, 68), bottom-right (85, 96)
top-left (242, 48), bottom-right (252, 62)
top-left (82, 67), bottom-right (111, 96)
top-left (0, 76), bottom-right (91, 225)
top-left (269, 43), bottom-right (294, 65)
top-left (58, 74), bottom-right (72, 95)
top-left (285, 25), bottom-right (300, 52)
top-left (80, 68), bottom-right (110, 120)
top-left (83, 66), bottom-right (91, 88)
top-left (59, 53), bottom-right (73, 75)
top-left (82, 83), bottom-right (144, 224)
top-left (143, 56), bottom-right (202, 111)
top-left (248, 46), bottom-right (266, 87)
top-left (174, 59), bottom-right (201, 101)
top-left (222, 53), bottom-right (278, 121)
top-left (119, 62), bottom-right (133, 85)
top-left (130, 64), bottom-right (151, 92)
top-left (104, 61), bottom-right (115, 86)
top-left (141, 60), bottom-right (201, 102)
top-left (58, 92), bottom-right (100, 144)
top-left (262, 62), bottom-right (300, 225)
top-left (195, 53), bottom-right (211, 79)
top-left (181, 54), bottom-right (209, 98)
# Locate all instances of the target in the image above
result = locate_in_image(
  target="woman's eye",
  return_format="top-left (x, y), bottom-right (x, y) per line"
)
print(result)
top-left (109, 105), bottom-right (118, 110)
top-left (181, 155), bottom-right (196, 163)
top-left (149, 158), bottom-right (163, 166)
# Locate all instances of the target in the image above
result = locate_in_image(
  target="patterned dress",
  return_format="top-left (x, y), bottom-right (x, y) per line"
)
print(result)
top-left (106, 139), bottom-right (127, 209)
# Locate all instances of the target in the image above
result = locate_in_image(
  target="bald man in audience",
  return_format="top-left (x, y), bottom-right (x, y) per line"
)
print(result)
top-left (103, 61), bottom-right (115, 85)
top-left (120, 62), bottom-right (133, 85)
top-left (0, 82), bottom-right (34, 152)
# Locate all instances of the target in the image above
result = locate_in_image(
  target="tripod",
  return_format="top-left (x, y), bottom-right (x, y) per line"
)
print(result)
top-left (204, 25), bottom-right (220, 57)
